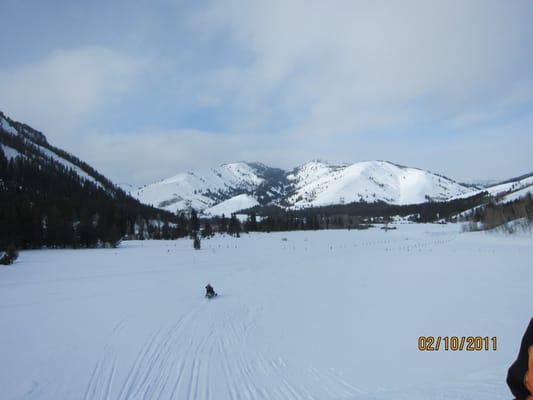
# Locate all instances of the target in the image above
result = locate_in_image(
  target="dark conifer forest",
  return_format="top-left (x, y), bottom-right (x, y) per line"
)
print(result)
top-left (0, 112), bottom-right (188, 249)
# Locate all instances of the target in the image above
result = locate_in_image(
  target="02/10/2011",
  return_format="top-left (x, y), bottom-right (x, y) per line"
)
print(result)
top-left (418, 336), bottom-right (497, 351)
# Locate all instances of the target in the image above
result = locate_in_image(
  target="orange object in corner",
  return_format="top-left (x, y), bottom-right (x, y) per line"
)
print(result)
top-left (526, 346), bottom-right (533, 400)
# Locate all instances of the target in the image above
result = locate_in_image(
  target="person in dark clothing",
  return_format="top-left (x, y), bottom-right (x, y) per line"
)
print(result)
top-left (205, 283), bottom-right (216, 298)
top-left (507, 318), bottom-right (533, 399)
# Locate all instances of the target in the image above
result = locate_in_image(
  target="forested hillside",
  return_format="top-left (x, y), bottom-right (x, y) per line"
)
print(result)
top-left (0, 112), bottom-right (188, 249)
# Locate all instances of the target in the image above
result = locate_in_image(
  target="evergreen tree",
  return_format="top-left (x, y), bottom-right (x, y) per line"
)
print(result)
top-left (248, 212), bottom-right (258, 231)
top-left (161, 222), bottom-right (171, 240)
top-left (108, 223), bottom-right (122, 247)
top-left (190, 209), bottom-right (200, 235)
top-left (219, 214), bottom-right (228, 233)
top-left (201, 222), bottom-right (213, 238)
top-left (228, 214), bottom-right (241, 237)
top-left (193, 234), bottom-right (201, 250)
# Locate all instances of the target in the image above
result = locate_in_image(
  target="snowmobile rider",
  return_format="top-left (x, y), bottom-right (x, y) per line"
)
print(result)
top-left (205, 284), bottom-right (215, 297)
top-left (507, 318), bottom-right (533, 400)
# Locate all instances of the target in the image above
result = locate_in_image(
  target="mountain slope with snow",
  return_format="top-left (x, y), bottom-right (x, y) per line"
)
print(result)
top-left (452, 173), bottom-right (533, 221)
top-left (203, 193), bottom-right (259, 216)
top-left (452, 173), bottom-right (533, 201)
top-left (0, 111), bottom-right (182, 249)
top-left (0, 110), bottom-right (476, 217)
top-left (0, 111), bottom-right (120, 193)
top-left (285, 160), bottom-right (471, 208)
top-left (484, 174), bottom-right (533, 200)
top-left (133, 162), bottom-right (285, 214)
top-left (134, 160), bottom-right (473, 214)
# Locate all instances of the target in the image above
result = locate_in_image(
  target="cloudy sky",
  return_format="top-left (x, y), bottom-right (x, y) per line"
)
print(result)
top-left (1, 0), bottom-right (532, 185)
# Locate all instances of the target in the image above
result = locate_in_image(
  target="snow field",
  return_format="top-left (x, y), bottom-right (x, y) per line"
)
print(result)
top-left (1, 224), bottom-right (532, 399)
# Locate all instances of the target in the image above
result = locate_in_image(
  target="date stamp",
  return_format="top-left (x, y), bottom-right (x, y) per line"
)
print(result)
top-left (418, 336), bottom-right (497, 351)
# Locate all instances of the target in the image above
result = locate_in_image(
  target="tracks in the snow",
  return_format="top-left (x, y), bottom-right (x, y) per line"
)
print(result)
top-left (83, 301), bottom-right (362, 400)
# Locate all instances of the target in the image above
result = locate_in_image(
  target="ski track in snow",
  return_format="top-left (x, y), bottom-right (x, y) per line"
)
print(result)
top-left (79, 291), bottom-right (370, 400)
top-left (84, 303), bottom-right (356, 400)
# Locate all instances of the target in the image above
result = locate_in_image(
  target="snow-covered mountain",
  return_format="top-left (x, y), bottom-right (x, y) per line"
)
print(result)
top-left (452, 172), bottom-right (533, 201)
top-left (0, 111), bottom-right (120, 194)
top-left (0, 111), bottom-right (182, 248)
top-left (285, 160), bottom-right (471, 208)
top-left (2, 109), bottom-right (528, 220)
top-left (0, 110), bottom-right (474, 217)
top-left (132, 162), bottom-right (286, 215)
top-left (133, 160), bottom-right (473, 215)
top-left (452, 172), bottom-right (533, 221)
top-left (481, 173), bottom-right (533, 201)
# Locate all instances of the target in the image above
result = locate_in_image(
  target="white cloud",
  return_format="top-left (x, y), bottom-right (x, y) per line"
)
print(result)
top-left (75, 128), bottom-right (273, 185)
top-left (0, 46), bottom-right (149, 141)
top-left (1, 2), bottom-right (531, 185)
top-left (76, 109), bottom-right (533, 186)
top-left (194, 0), bottom-right (533, 134)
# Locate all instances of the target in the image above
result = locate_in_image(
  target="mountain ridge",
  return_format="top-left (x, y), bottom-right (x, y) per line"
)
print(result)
top-left (2, 110), bottom-right (530, 220)
top-left (133, 159), bottom-right (473, 215)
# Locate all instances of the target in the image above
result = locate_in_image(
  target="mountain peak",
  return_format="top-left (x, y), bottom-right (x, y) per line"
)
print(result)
top-left (132, 159), bottom-right (473, 214)
top-left (0, 111), bottom-right (48, 144)
top-left (295, 159), bottom-right (331, 169)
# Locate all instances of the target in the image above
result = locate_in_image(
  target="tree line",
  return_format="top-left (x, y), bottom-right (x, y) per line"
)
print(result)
top-left (461, 192), bottom-right (533, 232)
top-left (0, 141), bottom-right (191, 250)
top-left (233, 192), bottom-right (488, 231)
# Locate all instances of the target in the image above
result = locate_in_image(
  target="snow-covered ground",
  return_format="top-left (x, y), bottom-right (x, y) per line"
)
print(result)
top-left (1, 224), bottom-right (531, 400)
top-left (203, 194), bottom-right (259, 217)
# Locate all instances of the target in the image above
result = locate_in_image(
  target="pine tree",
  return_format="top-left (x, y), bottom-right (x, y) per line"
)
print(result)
top-left (161, 222), bottom-right (170, 240)
top-left (108, 223), bottom-right (122, 247)
top-left (219, 214), bottom-right (228, 233)
top-left (201, 222), bottom-right (213, 238)
top-left (193, 234), bottom-right (201, 250)
top-left (190, 209), bottom-right (200, 235)
top-left (249, 212), bottom-right (258, 231)
top-left (228, 214), bottom-right (241, 237)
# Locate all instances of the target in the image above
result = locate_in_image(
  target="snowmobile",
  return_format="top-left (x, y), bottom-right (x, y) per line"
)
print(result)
top-left (205, 284), bottom-right (217, 299)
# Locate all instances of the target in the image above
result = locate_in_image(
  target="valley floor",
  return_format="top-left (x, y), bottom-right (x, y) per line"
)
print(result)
top-left (1, 224), bottom-right (532, 399)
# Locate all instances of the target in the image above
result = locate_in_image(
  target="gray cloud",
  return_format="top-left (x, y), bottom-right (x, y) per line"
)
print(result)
top-left (0, 46), bottom-right (150, 142)
top-left (77, 111), bottom-right (533, 186)
top-left (0, 1), bottom-right (532, 185)
top-left (194, 0), bottom-right (533, 134)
